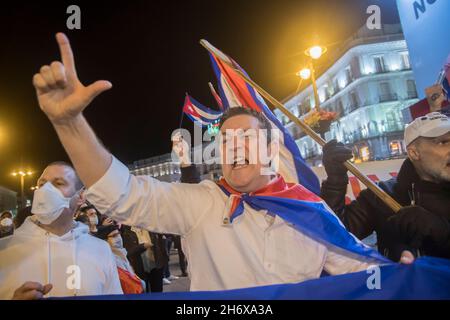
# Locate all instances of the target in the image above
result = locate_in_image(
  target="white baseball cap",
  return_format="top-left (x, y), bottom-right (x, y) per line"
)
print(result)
top-left (404, 112), bottom-right (450, 146)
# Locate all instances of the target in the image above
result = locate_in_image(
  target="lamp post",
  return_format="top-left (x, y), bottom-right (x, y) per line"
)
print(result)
top-left (296, 45), bottom-right (327, 112)
top-left (11, 170), bottom-right (33, 210)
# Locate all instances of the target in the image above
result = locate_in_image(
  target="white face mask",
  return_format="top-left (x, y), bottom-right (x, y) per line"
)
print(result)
top-left (0, 218), bottom-right (13, 228)
top-left (31, 182), bottom-right (72, 225)
top-left (88, 214), bottom-right (99, 226)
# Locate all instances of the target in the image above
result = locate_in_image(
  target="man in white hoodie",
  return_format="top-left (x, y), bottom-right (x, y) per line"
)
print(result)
top-left (0, 162), bottom-right (122, 299)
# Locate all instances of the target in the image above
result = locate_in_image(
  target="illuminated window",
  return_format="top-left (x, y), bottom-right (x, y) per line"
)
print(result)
top-left (400, 52), bottom-right (411, 70)
top-left (359, 146), bottom-right (370, 162)
top-left (389, 140), bottom-right (402, 156)
top-left (373, 56), bottom-right (386, 73)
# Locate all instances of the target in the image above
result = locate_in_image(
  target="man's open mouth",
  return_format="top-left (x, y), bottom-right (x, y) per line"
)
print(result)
top-left (232, 157), bottom-right (249, 169)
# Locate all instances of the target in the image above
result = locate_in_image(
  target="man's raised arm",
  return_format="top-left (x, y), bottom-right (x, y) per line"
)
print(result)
top-left (32, 32), bottom-right (112, 188)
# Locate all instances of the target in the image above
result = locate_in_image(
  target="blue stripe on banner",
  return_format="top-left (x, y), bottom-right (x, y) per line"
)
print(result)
top-left (62, 257), bottom-right (450, 300)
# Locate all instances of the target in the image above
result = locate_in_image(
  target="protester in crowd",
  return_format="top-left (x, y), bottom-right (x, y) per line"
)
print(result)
top-left (172, 131), bottom-right (201, 185)
top-left (75, 204), bottom-right (101, 234)
top-left (121, 226), bottom-right (167, 292)
top-left (172, 235), bottom-right (188, 277)
top-left (14, 206), bottom-right (32, 229)
top-left (162, 234), bottom-right (180, 284)
top-left (149, 232), bottom-right (168, 291)
top-left (121, 225), bottom-right (151, 291)
top-left (96, 224), bottom-right (145, 294)
top-left (0, 161), bottom-right (122, 299)
top-left (32, 33), bottom-right (414, 292)
top-left (320, 112), bottom-right (450, 260)
top-left (0, 211), bottom-right (14, 238)
top-left (171, 133), bottom-right (201, 278)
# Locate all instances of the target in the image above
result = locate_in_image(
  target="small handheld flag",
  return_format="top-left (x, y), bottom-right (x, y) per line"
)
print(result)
top-left (182, 94), bottom-right (223, 127)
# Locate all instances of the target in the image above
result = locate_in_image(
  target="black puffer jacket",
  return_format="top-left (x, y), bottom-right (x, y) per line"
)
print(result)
top-left (321, 158), bottom-right (450, 260)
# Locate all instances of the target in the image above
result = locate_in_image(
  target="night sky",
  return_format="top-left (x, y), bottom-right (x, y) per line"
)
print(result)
top-left (0, 0), bottom-right (400, 194)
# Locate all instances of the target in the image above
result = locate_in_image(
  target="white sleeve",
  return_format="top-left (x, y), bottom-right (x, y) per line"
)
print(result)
top-left (103, 247), bottom-right (123, 295)
top-left (324, 247), bottom-right (377, 275)
top-left (85, 156), bottom-right (214, 236)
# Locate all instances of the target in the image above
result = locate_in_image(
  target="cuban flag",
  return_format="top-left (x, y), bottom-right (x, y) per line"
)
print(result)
top-left (182, 94), bottom-right (223, 127)
top-left (203, 40), bottom-right (321, 195)
top-left (217, 174), bottom-right (390, 264)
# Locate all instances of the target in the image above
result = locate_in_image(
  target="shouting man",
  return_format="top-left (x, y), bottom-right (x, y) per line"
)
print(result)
top-left (31, 33), bottom-right (413, 291)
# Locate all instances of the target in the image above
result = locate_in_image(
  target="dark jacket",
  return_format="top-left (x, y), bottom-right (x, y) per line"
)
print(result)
top-left (121, 225), bottom-right (148, 279)
top-left (321, 158), bottom-right (450, 260)
top-left (150, 233), bottom-right (169, 269)
top-left (180, 165), bottom-right (201, 183)
top-left (121, 226), bottom-right (168, 277)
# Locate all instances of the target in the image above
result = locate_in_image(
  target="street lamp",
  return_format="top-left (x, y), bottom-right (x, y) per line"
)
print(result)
top-left (297, 44), bottom-right (327, 112)
top-left (11, 170), bottom-right (33, 210)
top-left (297, 68), bottom-right (311, 80)
top-left (305, 45), bottom-right (327, 60)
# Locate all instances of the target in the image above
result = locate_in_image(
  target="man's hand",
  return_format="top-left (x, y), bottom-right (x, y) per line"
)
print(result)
top-left (12, 282), bottom-right (53, 300)
top-left (32, 33), bottom-right (112, 125)
top-left (322, 139), bottom-right (353, 177)
top-left (102, 217), bottom-right (114, 226)
top-left (399, 250), bottom-right (415, 264)
top-left (172, 132), bottom-right (191, 167)
top-left (388, 206), bottom-right (450, 248)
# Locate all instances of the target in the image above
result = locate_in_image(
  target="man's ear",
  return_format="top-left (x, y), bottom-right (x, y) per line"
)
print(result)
top-left (406, 143), bottom-right (420, 162)
top-left (268, 139), bottom-right (280, 172)
top-left (268, 139), bottom-right (279, 161)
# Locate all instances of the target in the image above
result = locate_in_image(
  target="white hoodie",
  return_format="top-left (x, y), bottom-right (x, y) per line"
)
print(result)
top-left (0, 216), bottom-right (123, 299)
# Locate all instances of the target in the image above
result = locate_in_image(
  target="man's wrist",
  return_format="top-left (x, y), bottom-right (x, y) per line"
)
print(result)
top-left (52, 113), bottom-right (86, 132)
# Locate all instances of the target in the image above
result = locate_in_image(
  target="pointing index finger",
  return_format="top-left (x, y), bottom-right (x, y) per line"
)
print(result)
top-left (56, 32), bottom-right (77, 77)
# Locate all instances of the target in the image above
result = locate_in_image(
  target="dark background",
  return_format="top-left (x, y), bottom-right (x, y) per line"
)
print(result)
top-left (0, 0), bottom-right (400, 194)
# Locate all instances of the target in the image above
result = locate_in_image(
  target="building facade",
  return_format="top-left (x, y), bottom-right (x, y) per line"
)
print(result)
top-left (128, 145), bottom-right (222, 182)
top-left (277, 24), bottom-right (419, 165)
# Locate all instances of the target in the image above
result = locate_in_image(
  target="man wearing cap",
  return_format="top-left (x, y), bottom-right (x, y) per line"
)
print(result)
top-left (321, 112), bottom-right (450, 260)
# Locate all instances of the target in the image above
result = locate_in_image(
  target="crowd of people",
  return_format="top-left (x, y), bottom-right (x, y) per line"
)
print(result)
top-left (0, 182), bottom-right (188, 298)
top-left (0, 32), bottom-right (449, 299)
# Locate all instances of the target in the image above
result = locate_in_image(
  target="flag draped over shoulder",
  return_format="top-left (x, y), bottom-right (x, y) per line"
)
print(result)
top-left (65, 257), bottom-right (450, 300)
top-left (218, 175), bottom-right (390, 264)
top-left (183, 94), bottom-right (223, 127)
top-left (205, 41), bottom-right (321, 195)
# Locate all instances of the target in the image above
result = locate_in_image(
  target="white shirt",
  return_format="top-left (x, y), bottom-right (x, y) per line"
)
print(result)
top-left (0, 217), bottom-right (123, 299)
top-left (86, 157), bottom-right (374, 291)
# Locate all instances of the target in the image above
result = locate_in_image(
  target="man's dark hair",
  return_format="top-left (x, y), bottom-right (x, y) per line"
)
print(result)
top-left (47, 161), bottom-right (83, 190)
top-left (79, 204), bottom-right (97, 213)
top-left (218, 107), bottom-right (273, 143)
top-left (1, 211), bottom-right (13, 219)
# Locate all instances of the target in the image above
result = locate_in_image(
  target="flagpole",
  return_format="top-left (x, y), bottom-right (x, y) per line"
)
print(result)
top-left (179, 93), bottom-right (187, 129)
top-left (200, 39), bottom-right (402, 213)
